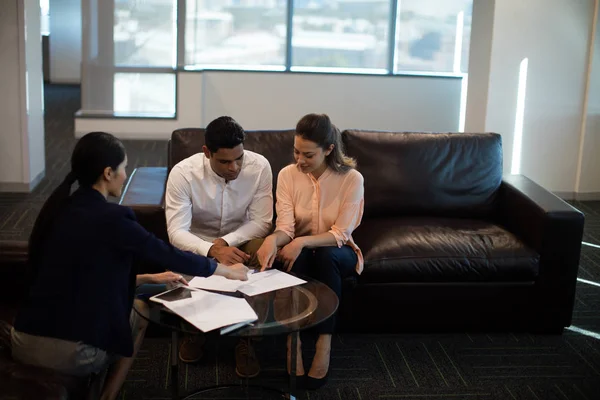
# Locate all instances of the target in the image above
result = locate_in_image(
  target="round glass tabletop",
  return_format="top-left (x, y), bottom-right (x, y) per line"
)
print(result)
top-left (136, 275), bottom-right (339, 337)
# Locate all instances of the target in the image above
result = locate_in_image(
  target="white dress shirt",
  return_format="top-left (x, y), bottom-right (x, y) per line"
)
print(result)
top-left (165, 151), bottom-right (273, 256)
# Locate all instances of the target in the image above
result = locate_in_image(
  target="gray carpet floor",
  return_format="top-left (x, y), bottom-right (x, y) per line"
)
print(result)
top-left (1, 85), bottom-right (600, 399)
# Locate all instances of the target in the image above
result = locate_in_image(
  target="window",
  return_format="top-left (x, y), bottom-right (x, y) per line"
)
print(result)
top-left (81, 0), bottom-right (473, 118)
top-left (291, 0), bottom-right (390, 71)
top-left (394, 0), bottom-right (472, 73)
top-left (185, 0), bottom-right (287, 68)
top-left (114, 0), bottom-right (177, 67)
top-left (113, 73), bottom-right (176, 115)
top-left (40, 0), bottom-right (50, 35)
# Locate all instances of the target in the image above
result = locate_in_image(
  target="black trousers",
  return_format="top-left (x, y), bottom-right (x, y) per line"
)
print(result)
top-left (278, 246), bottom-right (358, 334)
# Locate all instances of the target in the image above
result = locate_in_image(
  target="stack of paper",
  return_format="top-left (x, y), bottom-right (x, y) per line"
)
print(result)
top-left (163, 289), bottom-right (258, 333)
top-left (189, 269), bottom-right (306, 296)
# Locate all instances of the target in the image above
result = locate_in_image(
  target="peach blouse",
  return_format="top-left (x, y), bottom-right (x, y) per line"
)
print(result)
top-left (275, 164), bottom-right (365, 274)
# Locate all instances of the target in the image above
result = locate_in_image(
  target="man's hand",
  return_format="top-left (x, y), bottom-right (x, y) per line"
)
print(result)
top-left (214, 263), bottom-right (250, 281)
top-left (277, 239), bottom-right (304, 272)
top-left (208, 238), bottom-right (250, 265)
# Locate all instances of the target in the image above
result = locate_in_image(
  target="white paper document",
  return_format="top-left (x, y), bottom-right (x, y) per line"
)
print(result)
top-left (188, 275), bottom-right (245, 292)
top-left (163, 290), bottom-right (258, 333)
top-left (237, 270), bottom-right (307, 296)
top-left (188, 269), bottom-right (306, 296)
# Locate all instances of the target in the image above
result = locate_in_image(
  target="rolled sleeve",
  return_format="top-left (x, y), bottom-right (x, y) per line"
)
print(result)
top-left (328, 172), bottom-right (364, 247)
top-left (165, 166), bottom-right (214, 256)
top-left (274, 168), bottom-right (296, 240)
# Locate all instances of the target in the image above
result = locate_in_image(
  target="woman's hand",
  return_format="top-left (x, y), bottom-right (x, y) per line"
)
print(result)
top-left (214, 263), bottom-right (250, 281)
top-left (277, 239), bottom-right (304, 272)
top-left (257, 236), bottom-right (278, 271)
top-left (141, 271), bottom-right (188, 286)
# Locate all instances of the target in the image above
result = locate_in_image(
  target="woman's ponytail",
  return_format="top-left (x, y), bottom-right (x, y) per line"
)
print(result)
top-left (28, 172), bottom-right (78, 273)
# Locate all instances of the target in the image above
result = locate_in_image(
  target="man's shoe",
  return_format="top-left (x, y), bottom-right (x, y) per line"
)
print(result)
top-left (235, 339), bottom-right (260, 378)
top-left (178, 334), bottom-right (205, 363)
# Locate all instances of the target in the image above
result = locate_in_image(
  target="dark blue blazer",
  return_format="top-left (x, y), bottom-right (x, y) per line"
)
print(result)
top-left (14, 186), bottom-right (216, 356)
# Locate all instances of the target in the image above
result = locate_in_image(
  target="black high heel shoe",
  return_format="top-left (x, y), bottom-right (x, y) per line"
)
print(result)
top-left (306, 372), bottom-right (329, 390)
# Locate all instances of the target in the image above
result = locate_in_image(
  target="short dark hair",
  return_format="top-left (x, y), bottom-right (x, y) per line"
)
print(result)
top-left (205, 116), bottom-right (245, 153)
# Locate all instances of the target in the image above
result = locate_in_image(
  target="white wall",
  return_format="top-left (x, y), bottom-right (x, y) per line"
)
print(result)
top-left (577, 0), bottom-right (600, 197)
top-left (0, 0), bottom-right (45, 192)
top-left (76, 71), bottom-right (463, 138)
top-left (0, 0), bottom-right (25, 184)
top-left (24, 0), bottom-right (46, 183)
top-left (49, 0), bottom-right (81, 83)
top-left (202, 72), bottom-right (461, 131)
top-left (466, 0), bottom-right (594, 195)
top-left (464, 0), bottom-right (494, 132)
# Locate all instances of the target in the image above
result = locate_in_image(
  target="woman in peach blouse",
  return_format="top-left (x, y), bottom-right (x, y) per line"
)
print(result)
top-left (257, 113), bottom-right (364, 389)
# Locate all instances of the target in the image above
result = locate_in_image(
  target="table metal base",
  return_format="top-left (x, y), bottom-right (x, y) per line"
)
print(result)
top-left (169, 330), bottom-right (299, 400)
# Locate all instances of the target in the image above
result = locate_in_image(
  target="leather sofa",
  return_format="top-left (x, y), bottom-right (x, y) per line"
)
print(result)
top-left (120, 128), bottom-right (584, 333)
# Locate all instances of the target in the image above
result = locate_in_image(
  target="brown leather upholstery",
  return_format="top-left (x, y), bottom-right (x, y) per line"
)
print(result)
top-left (344, 130), bottom-right (502, 219)
top-left (0, 241), bottom-right (30, 306)
top-left (354, 217), bottom-right (539, 284)
top-left (169, 128), bottom-right (206, 173)
top-left (119, 128), bottom-right (584, 333)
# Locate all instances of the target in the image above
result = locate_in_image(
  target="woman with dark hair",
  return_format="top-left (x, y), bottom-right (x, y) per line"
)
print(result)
top-left (256, 114), bottom-right (364, 389)
top-left (11, 132), bottom-right (249, 400)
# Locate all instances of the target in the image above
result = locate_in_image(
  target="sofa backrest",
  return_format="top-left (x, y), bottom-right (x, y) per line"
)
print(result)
top-left (343, 130), bottom-right (503, 218)
top-left (170, 128), bottom-right (503, 219)
top-left (169, 128), bottom-right (296, 200)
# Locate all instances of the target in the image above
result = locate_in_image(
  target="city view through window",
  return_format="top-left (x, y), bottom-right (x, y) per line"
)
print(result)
top-left (84, 0), bottom-right (473, 114)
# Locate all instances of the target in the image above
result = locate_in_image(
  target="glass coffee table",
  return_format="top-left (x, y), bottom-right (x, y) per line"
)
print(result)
top-left (134, 276), bottom-right (338, 400)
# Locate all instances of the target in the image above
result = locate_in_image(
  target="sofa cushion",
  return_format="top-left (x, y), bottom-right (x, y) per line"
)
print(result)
top-left (343, 130), bottom-right (502, 218)
top-left (353, 217), bottom-right (539, 284)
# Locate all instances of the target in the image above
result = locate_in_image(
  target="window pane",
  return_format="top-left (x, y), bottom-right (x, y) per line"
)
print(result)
top-left (291, 1), bottom-right (390, 70)
top-left (114, 0), bottom-right (176, 67)
top-left (114, 73), bottom-right (176, 115)
top-left (40, 0), bottom-right (50, 35)
top-left (395, 0), bottom-right (472, 73)
top-left (185, 0), bottom-right (286, 67)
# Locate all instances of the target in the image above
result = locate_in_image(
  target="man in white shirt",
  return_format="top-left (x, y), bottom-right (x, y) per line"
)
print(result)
top-left (165, 116), bottom-right (273, 378)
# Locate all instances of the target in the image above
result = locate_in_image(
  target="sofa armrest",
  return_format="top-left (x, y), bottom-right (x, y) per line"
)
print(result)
top-left (119, 167), bottom-right (169, 243)
top-left (497, 175), bottom-right (584, 325)
top-left (0, 241), bottom-right (30, 305)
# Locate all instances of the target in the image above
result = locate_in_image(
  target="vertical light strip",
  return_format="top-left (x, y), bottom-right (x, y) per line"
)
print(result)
top-left (574, 0), bottom-right (599, 195)
top-left (285, 0), bottom-right (293, 70)
top-left (458, 74), bottom-right (468, 132)
top-left (511, 58), bottom-right (529, 175)
top-left (175, 0), bottom-right (186, 68)
top-left (453, 11), bottom-right (464, 73)
top-left (388, 0), bottom-right (400, 74)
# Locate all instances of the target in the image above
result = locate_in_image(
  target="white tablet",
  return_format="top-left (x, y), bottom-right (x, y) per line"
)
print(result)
top-left (149, 286), bottom-right (196, 305)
